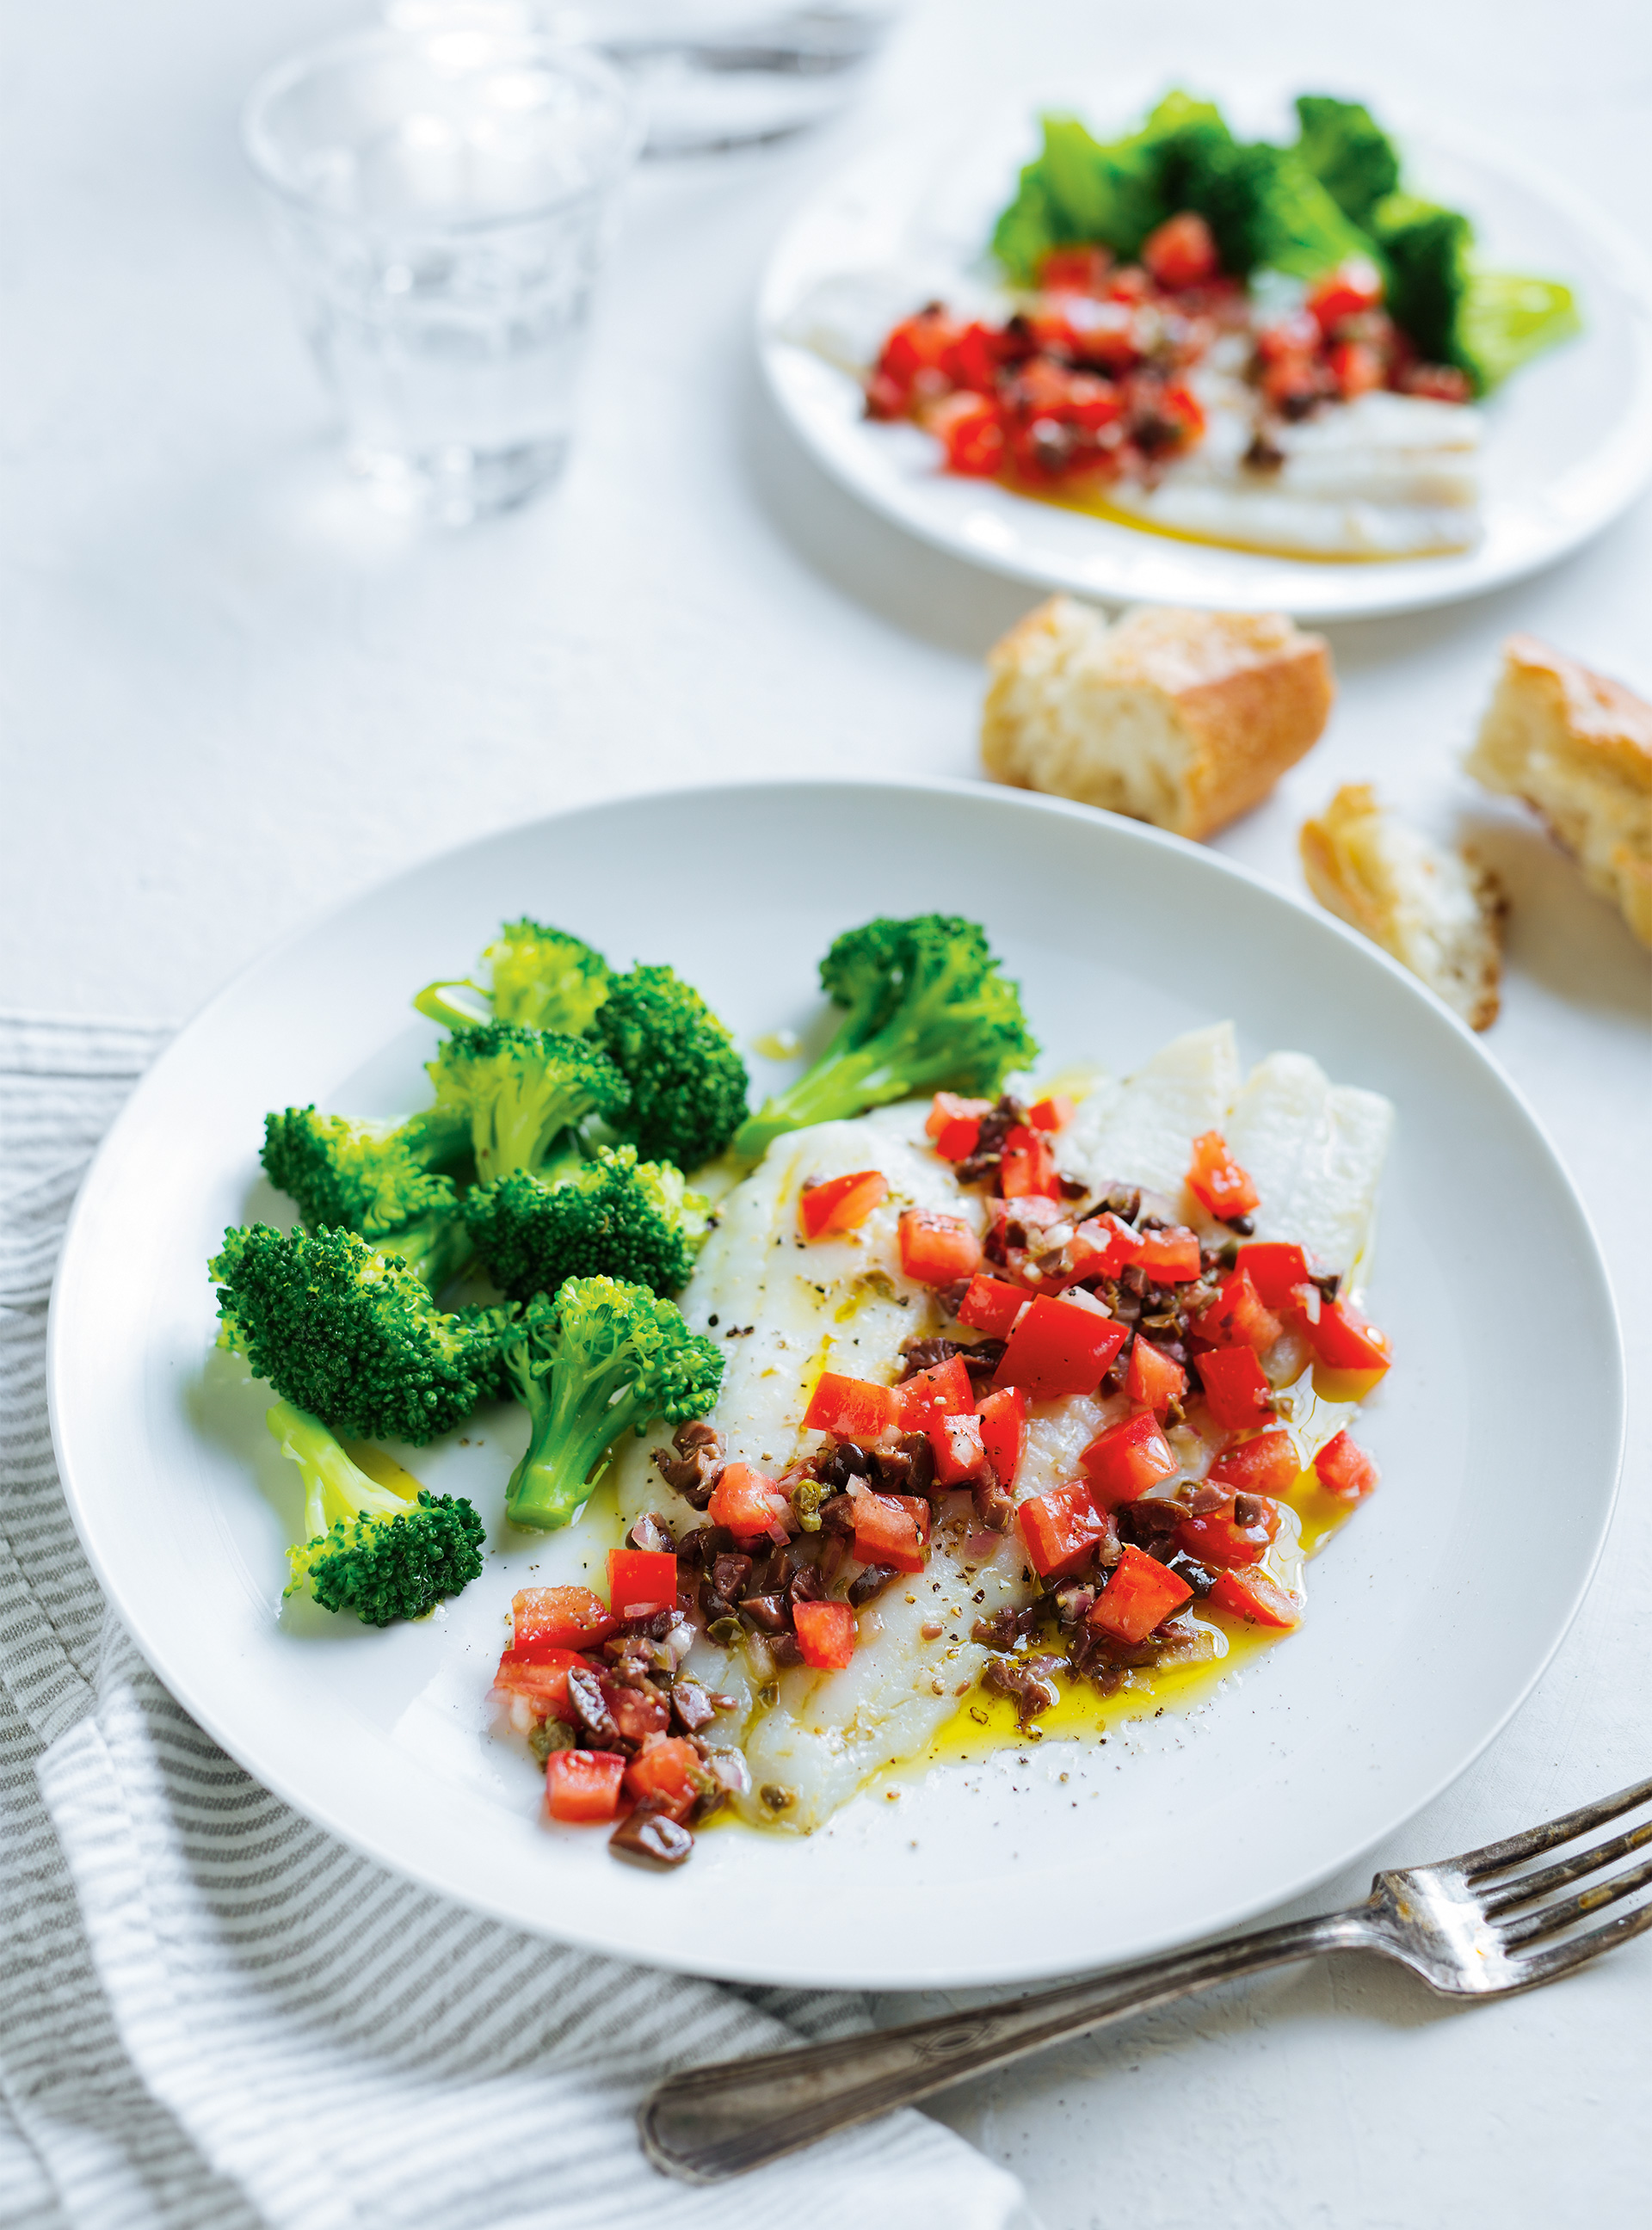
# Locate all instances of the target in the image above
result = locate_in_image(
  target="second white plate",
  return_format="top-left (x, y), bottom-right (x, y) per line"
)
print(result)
top-left (758, 91), bottom-right (1652, 619)
top-left (49, 780), bottom-right (1624, 1987)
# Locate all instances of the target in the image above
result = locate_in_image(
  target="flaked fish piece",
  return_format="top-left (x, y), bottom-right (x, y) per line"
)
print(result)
top-left (1064, 1022), bottom-right (1239, 1210)
top-left (1220, 1051), bottom-right (1394, 1287)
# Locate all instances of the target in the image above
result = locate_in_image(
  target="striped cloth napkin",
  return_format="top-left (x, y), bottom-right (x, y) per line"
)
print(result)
top-left (0, 1013), bottom-right (1028, 2230)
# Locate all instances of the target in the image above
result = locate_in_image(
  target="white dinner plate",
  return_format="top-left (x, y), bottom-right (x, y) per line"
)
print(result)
top-left (49, 779), bottom-right (1624, 1988)
top-left (758, 87), bottom-right (1652, 619)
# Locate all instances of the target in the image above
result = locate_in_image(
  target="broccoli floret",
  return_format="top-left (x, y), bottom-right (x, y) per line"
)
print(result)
top-left (463, 1146), bottom-right (709, 1303)
top-left (1192, 139), bottom-right (1374, 280)
top-left (260, 1106), bottom-right (470, 1290)
top-left (734, 914), bottom-right (1038, 1160)
top-left (594, 965), bottom-right (749, 1173)
top-left (268, 1401), bottom-right (485, 1625)
top-left (502, 1276), bottom-right (724, 1531)
top-left (1371, 192), bottom-right (1474, 368)
top-left (213, 1224), bottom-right (513, 1445)
top-left (1372, 194), bottom-right (1578, 391)
top-left (414, 918), bottom-right (613, 1036)
top-left (1293, 95), bottom-right (1402, 227)
top-left (992, 94), bottom-right (1231, 279)
top-left (425, 1020), bottom-right (630, 1185)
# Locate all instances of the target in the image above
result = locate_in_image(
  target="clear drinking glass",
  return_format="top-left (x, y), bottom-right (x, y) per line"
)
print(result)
top-left (542, 3), bottom-right (906, 156)
top-left (243, 28), bottom-right (640, 521)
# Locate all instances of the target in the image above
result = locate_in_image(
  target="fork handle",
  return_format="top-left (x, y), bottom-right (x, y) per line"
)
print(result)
top-left (640, 1907), bottom-right (1371, 2183)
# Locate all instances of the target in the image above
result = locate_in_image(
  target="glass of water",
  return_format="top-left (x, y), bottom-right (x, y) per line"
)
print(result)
top-left (243, 28), bottom-right (640, 522)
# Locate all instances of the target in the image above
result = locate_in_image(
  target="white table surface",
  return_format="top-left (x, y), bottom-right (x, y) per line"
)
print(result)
top-left (3, 1), bottom-right (1649, 2222)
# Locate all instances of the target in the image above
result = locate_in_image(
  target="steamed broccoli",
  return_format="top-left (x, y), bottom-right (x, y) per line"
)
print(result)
top-left (414, 918), bottom-right (613, 1037)
top-left (268, 1401), bottom-right (485, 1625)
top-left (502, 1277), bottom-right (724, 1531)
top-left (260, 1106), bottom-right (470, 1290)
top-left (594, 965), bottom-right (749, 1173)
top-left (213, 1223), bottom-right (513, 1445)
top-left (1371, 194), bottom-right (1578, 391)
top-left (425, 1020), bottom-right (630, 1186)
top-left (733, 915), bottom-right (1038, 1160)
top-left (1194, 138), bottom-right (1374, 280)
top-left (463, 1146), bottom-right (709, 1303)
top-left (992, 94), bottom-right (1231, 279)
top-left (1293, 95), bottom-right (1402, 227)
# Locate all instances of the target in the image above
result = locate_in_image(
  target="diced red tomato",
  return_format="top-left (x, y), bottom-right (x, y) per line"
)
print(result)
top-left (706, 1461), bottom-right (792, 1540)
top-left (1256, 308), bottom-right (1322, 362)
top-left (512, 1586), bottom-right (620, 1653)
top-left (1234, 1241), bottom-right (1313, 1310)
top-left (945, 322), bottom-right (1012, 392)
top-left (957, 1273), bottom-right (1028, 1339)
top-left (1017, 1480), bottom-right (1109, 1579)
top-left (993, 1293), bottom-right (1128, 1401)
top-left (606, 1548), bottom-right (677, 1621)
top-left (999, 1124), bottom-right (1061, 1200)
top-left (1136, 1225), bottom-right (1201, 1281)
top-left (1399, 361), bottom-right (1474, 403)
top-left (1197, 1346), bottom-right (1273, 1431)
top-left (794, 1599), bottom-right (857, 1670)
top-left (492, 1646), bottom-right (590, 1718)
top-left (1143, 212), bottom-right (1221, 291)
top-left (1314, 1429), bottom-right (1380, 1501)
top-left (1088, 1543), bottom-right (1193, 1643)
top-left (1174, 1494), bottom-right (1281, 1569)
top-left (1038, 245), bottom-right (1113, 294)
top-left (1187, 1130), bottom-right (1261, 1221)
top-left (898, 1208), bottom-right (983, 1286)
top-left (1208, 1564), bottom-right (1302, 1629)
top-left (606, 1681), bottom-right (671, 1743)
top-left (852, 1492), bottom-right (931, 1574)
top-left (929, 390), bottom-right (1007, 477)
top-left (977, 1385), bottom-right (1027, 1489)
top-left (929, 1410), bottom-right (989, 1486)
top-left (1027, 1093), bottom-right (1075, 1133)
top-left (546, 1748), bottom-right (626, 1823)
top-left (1189, 1267), bottom-right (1284, 1352)
top-left (1069, 1211), bottom-right (1143, 1281)
top-left (802, 1372), bottom-right (899, 1442)
top-left (1125, 1337), bottom-right (1186, 1414)
top-left (1209, 1428), bottom-right (1300, 1497)
top-left (1305, 1297), bottom-right (1391, 1377)
top-left (1080, 1411), bottom-right (1179, 1507)
top-left (623, 1738), bottom-right (701, 1823)
top-left (876, 307), bottom-right (961, 400)
top-left (799, 1168), bottom-right (888, 1239)
top-left (1328, 339), bottom-right (1384, 397)
top-left (1306, 257), bottom-right (1385, 336)
top-left (1261, 350), bottom-right (1334, 414)
top-left (896, 1352), bottom-right (974, 1432)
top-left (926, 1092), bottom-right (991, 1161)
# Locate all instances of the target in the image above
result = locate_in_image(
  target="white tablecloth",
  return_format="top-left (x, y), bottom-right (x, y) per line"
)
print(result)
top-left (1, 1), bottom-right (1648, 2222)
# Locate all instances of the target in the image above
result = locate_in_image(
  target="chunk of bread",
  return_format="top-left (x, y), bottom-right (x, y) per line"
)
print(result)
top-left (982, 597), bottom-right (1335, 841)
top-left (1300, 785), bottom-right (1505, 1030)
top-left (1466, 634), bottom-right (1652, 946)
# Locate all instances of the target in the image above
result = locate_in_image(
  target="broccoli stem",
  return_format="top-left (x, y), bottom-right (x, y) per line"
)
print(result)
top-left (371, 1210), bottom-right (472, 1295)
top-left (735, 1040), bottom-right (915, 1160)
top-left (504, 1366), bottom-right (649, 1531)
top-left (267, 1401), bottom-right (412, 1543)
top-left (413, 979), bottom-right (492, 1032)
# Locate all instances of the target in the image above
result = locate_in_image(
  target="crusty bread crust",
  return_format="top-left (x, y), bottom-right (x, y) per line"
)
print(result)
top-left (1467, 634), bottom-right (1652, 947)
top-left (982, 597), bottom-right (1334, 841)
top-left (1301, 784), bottom-right (1505, 1030)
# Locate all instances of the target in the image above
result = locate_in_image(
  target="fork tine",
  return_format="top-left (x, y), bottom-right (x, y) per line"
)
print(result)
top-left (1505, 1891), bottom-right (1652, 1989)
top-left (1481, 1814), bottom-right (1652, 1915)
top-left (1497, 1850), bottom-right (1652, 1949)
top-left (1451, 1771), bottom-right (1652, 1880)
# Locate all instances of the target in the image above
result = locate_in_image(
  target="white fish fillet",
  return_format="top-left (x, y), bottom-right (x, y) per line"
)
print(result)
top-left (609, 1030), bottom-right (1394, 1832)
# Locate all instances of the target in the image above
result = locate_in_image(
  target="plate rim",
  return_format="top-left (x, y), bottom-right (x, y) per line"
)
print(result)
top-left (45, 775), bottom-right (1628, 1986)
top-left (755, 98), bottom-right (1652, 620)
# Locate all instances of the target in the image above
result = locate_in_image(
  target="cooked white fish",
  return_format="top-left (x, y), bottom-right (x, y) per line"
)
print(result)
top-left (611, 1026), bottom-right (1393, 1832)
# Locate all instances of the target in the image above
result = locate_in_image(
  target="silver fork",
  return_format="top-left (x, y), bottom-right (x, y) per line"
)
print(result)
top-left (640, 1770), bottom-right (1652, 2184)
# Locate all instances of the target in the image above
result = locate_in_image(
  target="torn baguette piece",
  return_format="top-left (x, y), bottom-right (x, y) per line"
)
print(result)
top-left (1300, 784), bottom-right (1505, 1030)
top-left (982, 597), bottom-right (1335, 841)
top-left (1466, 634), bottom-right (1652, 947)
